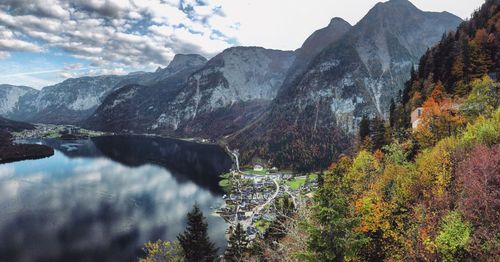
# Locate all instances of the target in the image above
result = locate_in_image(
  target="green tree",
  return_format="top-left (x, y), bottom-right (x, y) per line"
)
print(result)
top-left (225, 223), bottom-right (249, 262)
top-left (359, 115), bottom-right (371, 142)
top-left (140, 240), bottom-right (185, 262)
top-left (301, 162), bottom-right (367, 261)
top-left (265, 196), bottom-right (295, 240)
top-left (462, 75), bottom-right (499, 120)
top-left (370, 117), bottom-right (387, 151)
top-left (435, 211), bottom-right (472, 262)
top-left (177, 205), bottom-right (218, 262)
top-left (317, 171), bottom-right (325, 188)
top-left (389, 99), bottom-right (396, 127)
top-left (344, 150), bottom-right (380, 196)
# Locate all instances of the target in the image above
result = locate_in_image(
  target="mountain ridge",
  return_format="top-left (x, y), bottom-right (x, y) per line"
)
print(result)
top-left (229, 0), bottom-right (462, 170)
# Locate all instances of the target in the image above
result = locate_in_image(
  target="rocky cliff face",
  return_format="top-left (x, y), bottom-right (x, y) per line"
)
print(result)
top-left (0, 84), bottom-right (38, 116)
top-left (278, 17), bottom-right (352, 97)
top-left (85, 47), bottom-right (294, 137)
top-left (149, 47), bottom-right (295, 137)
top-left (231, 0), bottom-right (462, 170)
top-left (2, 74), bottom-right (153, 124)
top-left (84, 54), bottom-right (207, 132)
top-left (1, 55), bottom-right (208, 125)
top-left (281, 0), bottom-right (462, 133)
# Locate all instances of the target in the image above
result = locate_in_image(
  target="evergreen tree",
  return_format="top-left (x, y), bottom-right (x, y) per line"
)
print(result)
top-left (389, 99), bottom-right (396, 127)
top-left (265, 196), bottom-right (295, 240)
top-left (302, 159), bottom-right (367, 262)
top-left (359, 115), bottom-right (370, 142)
top-left (317, 171), bottom-right (325, 188)
top-left (370, 117), bottom-right (387, 151)
top-left (225, 223), bottom-right (249, 262)
top-left (177, 205), bottom-right (218, 262)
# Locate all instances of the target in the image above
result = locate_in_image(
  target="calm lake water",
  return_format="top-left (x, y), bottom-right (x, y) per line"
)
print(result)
top-left (0, 135), bottom-right (233, 262)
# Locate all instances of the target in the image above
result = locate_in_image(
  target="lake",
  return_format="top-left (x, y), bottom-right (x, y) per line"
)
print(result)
top-left (0, 135), bottom-right (233, 262)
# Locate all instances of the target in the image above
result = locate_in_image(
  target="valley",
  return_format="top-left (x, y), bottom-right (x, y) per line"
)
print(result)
top-left (1, 0), bottom-right (462, 171)
top-left (0, 0), bottom-right (497, 261)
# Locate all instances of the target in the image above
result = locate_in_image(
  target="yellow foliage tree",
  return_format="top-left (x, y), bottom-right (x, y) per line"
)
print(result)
top-left (344, 150), bottom-right (380, 196)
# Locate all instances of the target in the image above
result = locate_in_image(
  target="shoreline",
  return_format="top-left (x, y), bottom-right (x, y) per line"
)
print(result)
top-left (0, 131), bottom-right (54, 164)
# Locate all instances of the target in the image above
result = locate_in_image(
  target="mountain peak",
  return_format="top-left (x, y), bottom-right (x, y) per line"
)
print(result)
top-left (384, 0), bottom-right (414, 6)
top-left (370, 0), bottom-right (419, 14)
top-left (328, 17), bottom-right (349, 27)
top-left (167, 54), bottom-right (206, 68)
top-left (164, 54), bottom-right (207, 74)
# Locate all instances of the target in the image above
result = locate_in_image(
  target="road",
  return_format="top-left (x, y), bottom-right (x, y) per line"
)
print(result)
top-left (255, 178), bottom-right (280, 214)
top-left (235, 178), bottom-right (280, 232)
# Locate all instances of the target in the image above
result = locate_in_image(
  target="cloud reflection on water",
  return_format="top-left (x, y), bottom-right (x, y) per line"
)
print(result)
top-left (0, 148), bottom-right (228, 262)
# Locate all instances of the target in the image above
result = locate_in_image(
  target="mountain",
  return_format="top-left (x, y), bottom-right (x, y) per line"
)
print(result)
top-left (0, 116), bottom-right (34, 132)
top-left (230, 0), bottom-right (462, 171)
top-left (151, 47), bottom-right (295, 138)
top-left (24, 74), bottom-right (154, 123)
top-left (1, 54), bottom-right (208, 125)
top-left (0, 84), bottom-right (39, 116)
top-left (84, 54), bottom-right (207, 132)
top-left (144, 54), bottom-right (208, 85)
top-left (87, 47), bottom-right (295, 137)
top-left (2, 74), bottom-right (149, 124)
top-left (279, 17), bottom-right (352, 97)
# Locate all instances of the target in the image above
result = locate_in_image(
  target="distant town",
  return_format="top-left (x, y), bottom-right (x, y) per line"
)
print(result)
top-left (217, 151), bottom-right (318, 240)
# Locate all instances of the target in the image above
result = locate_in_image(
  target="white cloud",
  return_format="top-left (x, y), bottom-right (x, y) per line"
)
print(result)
top-left (0, 0), bottom-right (485, 87)
top-left (0, 26), bottom-right (42, 52)
top-left (0, 0), bottom-right (235, 69)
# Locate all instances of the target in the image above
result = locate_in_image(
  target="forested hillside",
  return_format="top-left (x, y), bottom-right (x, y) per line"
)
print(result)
top-left (392, 0), bottom-right (499, 131)
top-left (258, 1), bottom-right (499, 261)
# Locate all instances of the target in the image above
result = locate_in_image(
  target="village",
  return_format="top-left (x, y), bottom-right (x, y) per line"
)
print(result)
top-left (13, 124), bottom-right (107, 140)
top-left (217, 151), bottom-right (319, 240)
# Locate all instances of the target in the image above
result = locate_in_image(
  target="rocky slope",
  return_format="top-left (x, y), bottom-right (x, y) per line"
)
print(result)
top-left (278, 17), bottom-right (352, 97)
top-left (0, 84), bottom-right (39, 117)
top-left (230, 0), bottom-right (462, 170)
top-left (0, 55), bottom-right (208, 124)
top-left (87, 47), bottom-right (295, 137)
top-left (151, 47), bottom-right (295, 137)
top-left (23, 74), bottom-right (156, 124)
top-left (84, 54), bottom-right (207, 132)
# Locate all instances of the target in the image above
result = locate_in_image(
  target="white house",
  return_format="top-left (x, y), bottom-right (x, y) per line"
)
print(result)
top-left (253, 165), bottom-right (263, 171)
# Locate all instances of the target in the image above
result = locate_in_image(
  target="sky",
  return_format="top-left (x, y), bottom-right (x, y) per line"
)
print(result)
top-left (0, 0), bottom-right (485, 89)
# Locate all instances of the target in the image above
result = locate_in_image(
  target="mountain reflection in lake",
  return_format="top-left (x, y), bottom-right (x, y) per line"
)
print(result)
top-left (0, 135), bottom-right (233, 262)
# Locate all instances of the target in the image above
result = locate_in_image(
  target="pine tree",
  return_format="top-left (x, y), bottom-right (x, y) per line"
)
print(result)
top-left (370, 117), bottom-right (387, 152)
top-left (302, 161), bottom-right (367, 262)
top-left (225, 223), bottom-right (249, 262)
top-left (389, 99), bottom-right (396, 127)
top-left (265, 196), bottom-right (295, 240)
top-left (177, 205), bottom-right (218, 262)
top-left (317, 171), bottom-right (325, 188)
top-left (359, 115), bottom-right (370, 141)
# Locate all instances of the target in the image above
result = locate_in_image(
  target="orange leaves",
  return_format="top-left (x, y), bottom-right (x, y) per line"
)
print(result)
top-left (415, 83), bottom-right (465, 148)
top-left (373, 149), bottom-right (384, 162)
top-left (328, 162), bottom-right (337, 171)
top-left (354, 192), bottom-right (390, 235)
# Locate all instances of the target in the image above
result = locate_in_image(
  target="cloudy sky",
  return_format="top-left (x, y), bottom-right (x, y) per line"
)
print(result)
top-left (0, 0), bottom-right (484, 89)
